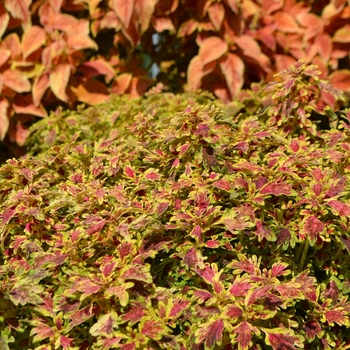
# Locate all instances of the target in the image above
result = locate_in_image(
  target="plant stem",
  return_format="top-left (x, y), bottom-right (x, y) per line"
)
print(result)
top-left (299, 239), bottom-right (309, 271)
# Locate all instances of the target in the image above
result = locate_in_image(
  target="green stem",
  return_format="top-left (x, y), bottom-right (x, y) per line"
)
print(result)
top-left (299, 239), bottom-right (309, 271)
top-left (295, 242), bottom-right (304, 262)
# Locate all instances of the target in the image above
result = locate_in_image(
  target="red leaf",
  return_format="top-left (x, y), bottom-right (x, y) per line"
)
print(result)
top-left (1, 207), bottom-right (16, 224)
top-left (72, 80), bottom-right (110, 105)
top-left (67, 303), bottom-right (93, 329)
top-left (304, 320), bottom-right (322, 342)
top-left (196, 318), bottom-right (224, 348)
top-left (327, 200), bottom-right (350, 216)
top-left (304, 216), bottom-right (324, 242)
top-left (229, 279), bottom-right (252, 297)
top-left (22, 25), bottom-right (46, 58)
top-left (124, 166), bottom-right (136, 178)
top-left (233, 322), bottom-right (253, 350)
top-left (0, 98), bottom-right (9, 140)
top-left (199, 36), bottom-right (228, 65)
top-left (120, 265), bottom-right (152, 283)
top-left (208, 2), bottom-right (225, 30)
top-left (0, 4), bottom-right (10, 40)
top-left (141, 319), bottom-right (166, 339)
top-left (193, 289), bottom-right (213, 302)
top-left (329, 70), bottom-right (350, 91)
top-left (324, 310), bottom-right (347, 325)
top-left (30, 323), bottom-right (55, 342)
top-left (220, 53), bottom-right (244, 98)
top-left (89, 312), bottom-right (118, 337)
top-left (223, 304), bottom-right (243, 318)
top-left (110, 0), bottom-right (134, 28)
top-left (50, 64), bottom-right (71, 102)
top-left (213, 178), bottom-right (232, 191)
top-left (169, 299), bottom-right (190, 318)
top-left (105, 282), bottom-right (134, 307)
top-left (260, 182), bottom-right (292, 195)
top-left (2, 69), bottom-right (31, 93)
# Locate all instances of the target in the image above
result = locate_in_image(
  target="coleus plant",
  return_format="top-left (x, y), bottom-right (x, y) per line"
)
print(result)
top-left (0, 61), bottom-right (350, 349)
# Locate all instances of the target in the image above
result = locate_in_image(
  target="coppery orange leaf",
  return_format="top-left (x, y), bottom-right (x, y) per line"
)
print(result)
top-left (110, 0), bottom-right (134, 28)
top-left (33, 73), bottom-right (50, 107)
top-left (0, 98), bottom-right (9, 140)
top-left (333, 24), bottom-right (350, 42)
top-left (22, 25), bottom-right (46, 58)
top-left (49, 63), bottom-right (71, 102)
top-left (316, 33), bottom-right (332, 61)
top-left (187, 55), bottom-right (203, 91)
top-left (135, 0), bottom-right (157, 35)
top-left (0, 3), bottom-right (10, 40)
top-left (199, 36), bottom-right (227, 65)
top-left (72, 80), bottom-right (110, 105)
top-left (219, 53), bottom-right (244, 98)
top-left (4, 0), bottom-right (31, 28)
top-left (111, 73), bottom-right (132, 94)
top-left (329, 70), bottom-right (350, 91)
top-left (275, 12), bottom-right (300, 33)
top-left (208, 2), bottom-right (225, 31)
top-left (2, 69), bottom-right (31, 92)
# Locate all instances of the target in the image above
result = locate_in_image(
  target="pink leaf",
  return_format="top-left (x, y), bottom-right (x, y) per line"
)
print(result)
top-left (246, 285), bottom-right (273, 306)
top-left (196, 318), bottom-right (224, 348)
top-left (263, 328), bottom-right (304, 349)
top-left (304, 216), bottom-right (324, 242)
top-left (4, 0), bottom-right (31, 28)
top-left (80, 58), bottom-right (116, 83)
top-left (233, 322), bottom-right (253, 350)
top-left (140, 319), bottom-right (166, 339)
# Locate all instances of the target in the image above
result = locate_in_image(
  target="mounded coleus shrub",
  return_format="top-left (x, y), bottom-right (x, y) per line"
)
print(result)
top-left (1, 61), bottom-right (350, 349)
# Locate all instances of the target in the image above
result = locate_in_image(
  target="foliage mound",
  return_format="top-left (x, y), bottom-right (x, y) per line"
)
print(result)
top-left (1, 62), bottom-right (350, 349)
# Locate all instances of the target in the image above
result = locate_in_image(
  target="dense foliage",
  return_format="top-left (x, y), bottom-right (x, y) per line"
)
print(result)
top-left (1, 61), bottom-right (350, 349)
top-left (0, 0), bottom-right (349, 155)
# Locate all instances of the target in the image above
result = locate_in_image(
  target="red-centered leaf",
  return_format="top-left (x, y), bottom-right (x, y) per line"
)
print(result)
top-left (80, 58), bottom-right (116, 83)
top-left (66, 303), bottom-right (93, 329)
top-left (1, 207), bottom-right (16, 224)
top-left (245, 285), bottom-right (273, 307)
top-left (0, 4), bottom-right (10, 40)
top-left (30, 323), bottom-right (55, 342)
top-left (220, 53), bottom-right (244, 98)
top-left (124, 166), bottom-right (136, 178)
top-left (10, 284), bottom-right (44, 306)
top-left (169, 299), bottom-right (190, 318)
top-left (141, 319), bottom-right (166, 340)
top-left (120, 265), bottom-right (152, 283)
top-left (260, 182), bottom-right (292, 195)
top-left (110, 0), bottom-right (134, 27)
top-left (229, 279), bottom-right (252, 297)
top-left (72, 80), bottom-right (110, 105)
top-left (22, 25), bottom-right (46, 58)
top-left (271, 263), bottom-right (290, 278)
top-left (193, 289), bottom-right (213, 302)
top-left (199, 36), bottom-right (227, 65)
top-left (329, 70), bottom-right (350, 91)
top-left (263, 328), bottom-right (304, 349)
top-left (195, 318), bottom-right (224, 348)
top-left (111, 73), bottom-right (132, 94)
top-left (327, 200), bottom-right (350, 216)
top-left (60, 336), bottom-right (73, 348)
top-left (274, 12), bottom-right (300, 32)
top-left (233, 322), bottom-right (253, 350)
top-left (33, 73), bottom-right (50, 106)
top-left (303, 215), bottom-right (324, 243)
top-left (50, 64), bottom-right (71, 102)
top-left (33, 252), bottom-right (67, 269)
top-left (4, 0), bottom-right (31, 28)
top-left (208, 2), bottom-right (224, 30)
top-left (196, 265), bottom-right (215, 284)
top-left (134, 0), bottom-right (157, 34)
top-left (105, 282), bottom-right (134, 307)
top-left (89, 311), bottom-right (118, 337)
top-left (187, 55), bottom-right (203, 90)
top-left (213, 178), bottom-right (232, 191)
top-left (1, 33), bottom-right (21, 59)
top-left (0, 98), bottom-right (9, 140)
top-left (2, 69), bottom-right (31, 92)
top-left (333, 24), bottom-right (350, 43)
top-left (184, 247), bottom-right (199, 269)
top-left (304, 320), bottom-right (322, 342)
top-left (324, 310), bottom-right (348, 325)
top-left (223, 304), bottom-right (243, 319)
top-left (144, 168), bottom-right (160, 180)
